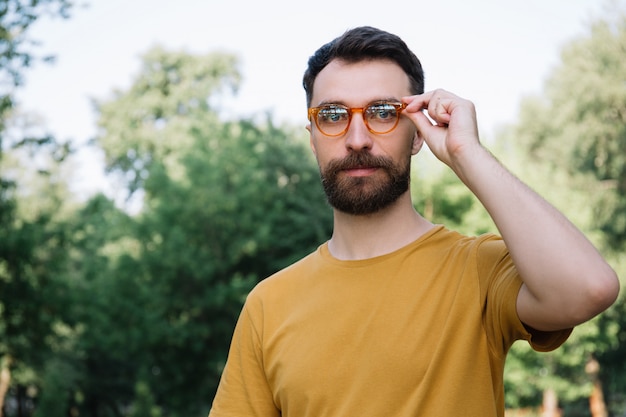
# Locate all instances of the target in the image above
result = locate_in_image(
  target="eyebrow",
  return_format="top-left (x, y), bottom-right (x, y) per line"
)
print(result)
top-left (315, 97), bottom-right (401, 107)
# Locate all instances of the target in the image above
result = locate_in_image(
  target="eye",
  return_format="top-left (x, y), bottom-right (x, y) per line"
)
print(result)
top-left (366, 103), bottom-right (398, 122)
top-left (318, 106), bottom-right (349, 124)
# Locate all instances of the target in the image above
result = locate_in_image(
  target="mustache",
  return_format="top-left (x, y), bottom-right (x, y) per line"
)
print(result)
top-left (324, 152), bottom-right (395, 174)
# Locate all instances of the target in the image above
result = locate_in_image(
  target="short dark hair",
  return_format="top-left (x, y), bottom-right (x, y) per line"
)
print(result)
top-left (303, 26), bottom-right (425, 106)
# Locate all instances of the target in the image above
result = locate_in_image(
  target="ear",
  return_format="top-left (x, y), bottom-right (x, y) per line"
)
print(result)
top-left (306, 123), bottom-right (317, 156)
top-left (411, 131), bottom-right (424, 155)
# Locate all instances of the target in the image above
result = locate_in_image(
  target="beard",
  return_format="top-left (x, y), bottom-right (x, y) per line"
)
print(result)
top-left (320, 151), bottom-right (411, 215)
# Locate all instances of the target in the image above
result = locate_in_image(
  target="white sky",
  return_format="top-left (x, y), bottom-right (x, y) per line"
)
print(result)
top-left (15, 0), bottom-right (609, 199)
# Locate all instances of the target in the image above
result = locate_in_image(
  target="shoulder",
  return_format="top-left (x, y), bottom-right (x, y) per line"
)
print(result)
top-left (247, 245), bottom-right (324, 302)
top-left (421, 226), bottom-right (505, 260)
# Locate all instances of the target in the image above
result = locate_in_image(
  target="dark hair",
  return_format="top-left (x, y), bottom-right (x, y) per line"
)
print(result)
top-left (303, 26), bottom-right (425, 106)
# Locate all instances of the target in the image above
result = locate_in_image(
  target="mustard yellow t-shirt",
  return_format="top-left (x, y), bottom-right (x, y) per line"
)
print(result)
top-left (210, 226), bottom-right (571, 417)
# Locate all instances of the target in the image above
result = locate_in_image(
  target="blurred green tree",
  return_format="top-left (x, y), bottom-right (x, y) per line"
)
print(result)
top-left (500, 4), bottom-right (626, 415)
top-left (1, 0), bottom-right (73, 131)
top-left (0, 135), bottom-right (78, 417)
top-left (1, 3), bottom-right (78, 414)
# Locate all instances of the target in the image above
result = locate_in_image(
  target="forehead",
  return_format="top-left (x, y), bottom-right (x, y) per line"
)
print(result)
top-left (311, 59), bottom-right (411, 106)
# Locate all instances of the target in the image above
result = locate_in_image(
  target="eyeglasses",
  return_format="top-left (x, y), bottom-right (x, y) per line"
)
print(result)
top-left (308, 102), bottom-right (407, 137)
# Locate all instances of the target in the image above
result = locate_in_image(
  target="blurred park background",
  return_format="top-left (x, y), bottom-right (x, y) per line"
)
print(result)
top-left (1, 0), bottom-right (625, 416)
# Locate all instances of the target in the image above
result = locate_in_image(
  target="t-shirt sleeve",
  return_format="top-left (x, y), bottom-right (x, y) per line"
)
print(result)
top-left (209, 297), bottom-right (280, 417)
top-left (477, 236), bottom-right (572, 354)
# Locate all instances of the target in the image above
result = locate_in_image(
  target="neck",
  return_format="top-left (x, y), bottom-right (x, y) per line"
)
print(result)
top-left (328, 193), bottom-right (434, 260)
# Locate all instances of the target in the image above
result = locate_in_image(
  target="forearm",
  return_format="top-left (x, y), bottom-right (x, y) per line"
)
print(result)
top-left (452, 144), bottom-right (619, 330)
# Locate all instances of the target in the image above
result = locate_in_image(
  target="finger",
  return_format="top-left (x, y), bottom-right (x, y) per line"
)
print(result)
top-left (403, 89), bottom-right (452, 119)
top-left (404, 105), bottom-right (440, 140)
top-left (429, 97), bottom-right (452, 127)
top-left (402, 91), bottom-right (434, 112)
top-left (422, 89), bottom-right (456, 125)
top-left (403, 89), bottom-right (456, 128)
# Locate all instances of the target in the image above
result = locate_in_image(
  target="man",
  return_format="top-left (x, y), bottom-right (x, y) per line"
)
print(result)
top-left (209, 26), bottom-right (619, 417)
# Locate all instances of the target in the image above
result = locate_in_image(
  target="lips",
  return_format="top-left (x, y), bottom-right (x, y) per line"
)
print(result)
top-left (343, 165), bottom-right (379, 177)
top-left (328, 153), bottom-right (391, 175)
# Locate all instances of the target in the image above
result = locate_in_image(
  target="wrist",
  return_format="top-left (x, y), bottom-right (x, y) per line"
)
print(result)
top-left (449, 143), bottom-right (492, 182)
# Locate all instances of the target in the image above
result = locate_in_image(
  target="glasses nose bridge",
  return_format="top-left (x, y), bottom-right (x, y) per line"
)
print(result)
top-left (344, 107), bottom-right (374, 148)
top-left (348, 107), bottom-right (369, 132)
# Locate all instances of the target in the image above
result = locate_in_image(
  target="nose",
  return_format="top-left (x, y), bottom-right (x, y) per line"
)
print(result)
top-left (344, 111), bottom-right (373, 152)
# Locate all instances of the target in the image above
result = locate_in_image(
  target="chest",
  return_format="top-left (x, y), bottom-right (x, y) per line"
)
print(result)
top-left (261, 266), bottom-right (486, 413)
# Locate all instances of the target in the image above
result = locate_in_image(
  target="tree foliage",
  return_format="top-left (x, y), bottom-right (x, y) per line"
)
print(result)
top-left (0, 0), bottom-right (73, 129)
top-left (500, 4), bottom-right (626, 415)
top-left (513, 5), bottom-right (626, 252)
top-left (0, 2), bottom-right (77, 415)
top-left (95, 46), bottom-right (241, 194)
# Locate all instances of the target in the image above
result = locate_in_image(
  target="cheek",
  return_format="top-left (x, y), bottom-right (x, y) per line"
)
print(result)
top-left (309, 141), bottom-right (328, 169)
top-left (310, 136), bottom-right (338, 161)
top-left (309, 139), bottom-right (317, 157)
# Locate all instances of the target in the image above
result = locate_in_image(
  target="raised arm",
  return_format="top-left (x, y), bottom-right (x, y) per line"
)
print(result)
top-left (402, 90), bottom-right (620, 331)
